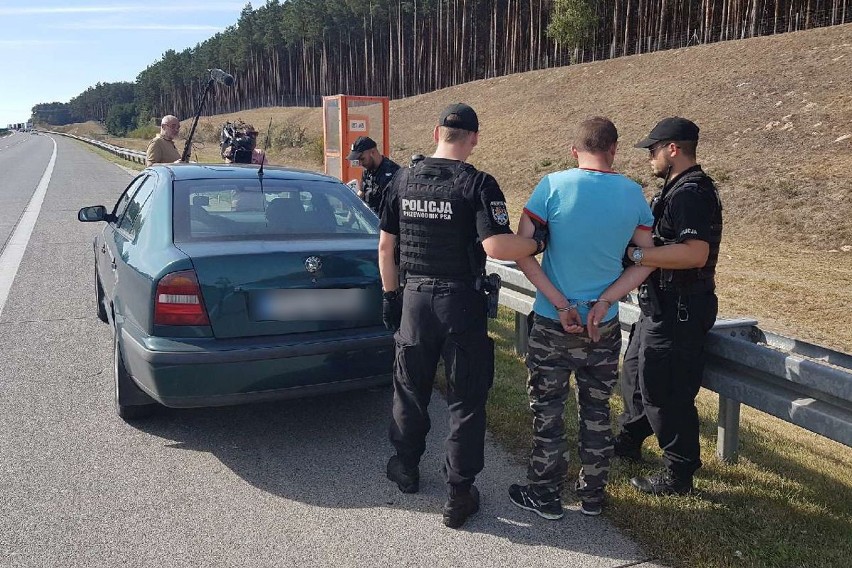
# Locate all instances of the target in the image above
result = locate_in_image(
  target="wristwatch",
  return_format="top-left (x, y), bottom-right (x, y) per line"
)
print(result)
top-left (630, 247), bottom-right (644, 266)
top-left (383, 289), bottom-right (399, 300)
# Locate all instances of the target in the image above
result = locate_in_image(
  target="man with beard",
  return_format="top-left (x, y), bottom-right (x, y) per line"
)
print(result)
top-left (590, 117), bottom-right (723, 495)
top-left (348, 136), bottom-right (400, 215)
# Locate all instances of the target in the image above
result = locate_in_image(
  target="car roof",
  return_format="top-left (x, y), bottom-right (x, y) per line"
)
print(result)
top-left (150, 163), bottom-right (343, 184)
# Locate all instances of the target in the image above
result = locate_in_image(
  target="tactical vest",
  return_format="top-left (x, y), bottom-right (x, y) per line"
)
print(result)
top-left (651, 168), bottom-right (723, 290)
top-left (396, 160), bottom-right (484, 279)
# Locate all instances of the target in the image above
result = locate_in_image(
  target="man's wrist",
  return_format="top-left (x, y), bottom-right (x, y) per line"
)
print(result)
top-left (629, 247), bottom-right (644, 266)
top-left (382, 289), bottom-right (400, 300)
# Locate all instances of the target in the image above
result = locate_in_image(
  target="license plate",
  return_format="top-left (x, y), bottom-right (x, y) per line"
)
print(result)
top-left (250, 288), bottom-right (369, 321)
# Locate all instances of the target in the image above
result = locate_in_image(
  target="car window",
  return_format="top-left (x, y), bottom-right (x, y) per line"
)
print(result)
top-left (113, 174), bottom-right (149, 221)
top-left (117, 174), bottom-right (157, 237)
top-left (172, 178), bottom-right (379, 242)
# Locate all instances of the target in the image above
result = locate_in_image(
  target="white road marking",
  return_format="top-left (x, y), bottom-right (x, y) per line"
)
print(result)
top-left (0, 136), bottom-right (57, 318)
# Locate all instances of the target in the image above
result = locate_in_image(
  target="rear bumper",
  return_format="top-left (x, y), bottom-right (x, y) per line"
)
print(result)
top-left (120, 324), bottom-right (394, 408)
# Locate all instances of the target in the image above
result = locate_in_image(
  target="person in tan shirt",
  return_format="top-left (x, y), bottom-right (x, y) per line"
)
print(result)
top-left (146, 115), bottom-right (182, 166)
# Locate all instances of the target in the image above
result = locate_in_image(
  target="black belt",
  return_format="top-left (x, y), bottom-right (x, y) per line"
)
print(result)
top-left (405, 275), bottom-right (475, 283)
top-left (659, 279), bottom-right (715, 294)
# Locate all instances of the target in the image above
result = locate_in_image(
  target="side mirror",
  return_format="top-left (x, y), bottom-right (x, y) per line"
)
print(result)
top-left (78, 205), bottom-right (108, 222)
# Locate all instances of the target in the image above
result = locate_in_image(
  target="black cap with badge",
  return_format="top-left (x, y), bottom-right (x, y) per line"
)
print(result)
top-left (439, 103), bottom-right (479, 132)
top-left (635, 117), bottom-right (700, 148)
top-left (347, 136), bottom-right (377, 160)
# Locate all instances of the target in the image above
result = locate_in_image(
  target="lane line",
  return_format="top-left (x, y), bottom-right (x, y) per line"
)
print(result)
top-left (0, 136), bottom-right (58, 319)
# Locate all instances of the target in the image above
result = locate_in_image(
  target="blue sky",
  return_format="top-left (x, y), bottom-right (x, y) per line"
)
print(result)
top-left (0, 1), bottom-right (248, 127)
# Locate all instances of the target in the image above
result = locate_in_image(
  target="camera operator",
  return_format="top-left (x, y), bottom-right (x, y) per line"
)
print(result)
top-left (221, 120), bottom-right (266, 165)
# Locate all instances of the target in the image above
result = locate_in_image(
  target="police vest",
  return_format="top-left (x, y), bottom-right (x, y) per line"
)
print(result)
top-left (652, 169), bottom-right (723, 290)
top-left (396, 160), bottom-right (484, 279)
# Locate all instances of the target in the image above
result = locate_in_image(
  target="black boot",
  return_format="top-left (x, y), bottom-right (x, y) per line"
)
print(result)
top-left (613, 431), bottom-right (644, 462)
top-left (386, 455), bottom-right (419, 493)
top-left (630, 470), bottom-right (693, 496)
top-left (442, 485), bottom-right (480, 529)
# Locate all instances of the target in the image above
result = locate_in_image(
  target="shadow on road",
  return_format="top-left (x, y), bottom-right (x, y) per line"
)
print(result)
top-left (131, 387), bottom-right (647, 561)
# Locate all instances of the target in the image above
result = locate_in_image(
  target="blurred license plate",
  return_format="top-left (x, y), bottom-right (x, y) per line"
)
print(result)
top-left (251, 288), bottom-right (368, 321)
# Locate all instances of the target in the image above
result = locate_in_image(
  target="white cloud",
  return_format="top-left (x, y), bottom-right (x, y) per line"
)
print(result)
top-left (0, 3), bottom-right (244, 16)
top-left (0, 40), bottom-right (86, 48)
top-left (50, 23), bottom-right (225, 31)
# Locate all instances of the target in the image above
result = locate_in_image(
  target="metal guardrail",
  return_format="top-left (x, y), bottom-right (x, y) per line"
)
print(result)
top-left (49, 131), bottom-right (147, 165)
top-left (486, 259), bottom-right (852, 462)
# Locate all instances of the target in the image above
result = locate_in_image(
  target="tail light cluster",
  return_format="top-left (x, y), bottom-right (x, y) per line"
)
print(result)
top-left (154, 270), bottom-right (210, 326)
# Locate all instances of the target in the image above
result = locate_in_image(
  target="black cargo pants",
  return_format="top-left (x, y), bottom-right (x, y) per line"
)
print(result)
top-left (618, 289), bottom-right (718, 480)
top-left (389, 277), bottom-right (494, 490)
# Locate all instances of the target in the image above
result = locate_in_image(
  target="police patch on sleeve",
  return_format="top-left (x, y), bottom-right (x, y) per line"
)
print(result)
top-left (490, 201), bottom-right (509, 226)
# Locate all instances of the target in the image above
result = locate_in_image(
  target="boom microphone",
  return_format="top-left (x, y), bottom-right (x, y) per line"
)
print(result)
top-left (208, 68), bottom-right (235, 87)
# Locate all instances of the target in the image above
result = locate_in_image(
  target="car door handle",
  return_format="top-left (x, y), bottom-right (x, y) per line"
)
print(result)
top-left (101, 244), bottom-right (107, 254)
top-left (111, 258), bottom-right (117, 270)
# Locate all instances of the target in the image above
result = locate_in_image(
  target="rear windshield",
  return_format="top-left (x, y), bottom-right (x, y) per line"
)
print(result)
top-left (173, 178), bottom-right (379, 242)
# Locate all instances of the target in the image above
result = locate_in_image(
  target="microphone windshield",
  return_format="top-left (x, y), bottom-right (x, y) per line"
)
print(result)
top-left (209, 68), bottom-right (235, 87)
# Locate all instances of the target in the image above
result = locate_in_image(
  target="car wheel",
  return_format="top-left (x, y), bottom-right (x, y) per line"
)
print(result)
top-left (95, 263), bottom-right (109, 323)
top-left (113, 329), bottom-right (157, 420)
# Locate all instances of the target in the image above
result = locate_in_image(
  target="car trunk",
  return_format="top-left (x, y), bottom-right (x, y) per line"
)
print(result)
top-left (174, 239), bottom-right (383, 339)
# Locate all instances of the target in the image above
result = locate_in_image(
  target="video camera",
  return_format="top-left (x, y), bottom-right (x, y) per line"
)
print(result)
top-left (221, 121), bottom-right (256, 164)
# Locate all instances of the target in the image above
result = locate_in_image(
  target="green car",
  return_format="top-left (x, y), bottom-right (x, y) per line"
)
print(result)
top-left (78, 163), bottom-right (394, 420)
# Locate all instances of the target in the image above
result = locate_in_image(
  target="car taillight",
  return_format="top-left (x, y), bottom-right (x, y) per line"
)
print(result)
top-left (154, 270), bottom-right (210, 326)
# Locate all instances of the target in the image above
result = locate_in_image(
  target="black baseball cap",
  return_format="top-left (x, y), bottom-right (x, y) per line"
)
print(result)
top-left (635, 117), bottom-right (700, 148)
top-left (346, 136), bottom-right (377, 160)
top-left (439, 103), bottom-right (479, 132)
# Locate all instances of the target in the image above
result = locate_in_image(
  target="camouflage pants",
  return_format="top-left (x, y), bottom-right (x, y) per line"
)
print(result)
top-left (525, 314), bottom-right (621, 502)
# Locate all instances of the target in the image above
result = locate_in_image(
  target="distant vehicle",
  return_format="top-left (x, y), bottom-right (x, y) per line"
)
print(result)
top-left (77, 163), bottom-right (393, 420)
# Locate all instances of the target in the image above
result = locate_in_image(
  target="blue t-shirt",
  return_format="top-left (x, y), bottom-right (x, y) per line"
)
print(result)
top-left (524, 168), bottom-right (654, 323)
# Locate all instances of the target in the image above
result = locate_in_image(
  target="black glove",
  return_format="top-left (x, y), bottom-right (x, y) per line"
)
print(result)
top-left (382, 290), bottom-right (403, 331)
top-left (531, 218), bottom-right (549, 254)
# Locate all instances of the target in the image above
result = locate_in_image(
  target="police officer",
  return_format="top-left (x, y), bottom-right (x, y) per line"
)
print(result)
top-left (347, 136), bottom-right (400, 215)
top-left (378, 103), bottom-right (546, 528)
top-left (595, 117), bottom-right (723, 495)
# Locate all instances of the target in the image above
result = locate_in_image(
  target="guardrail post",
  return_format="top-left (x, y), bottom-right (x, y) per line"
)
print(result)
top-left (514, 312), bottom-right (529, 355)
top-left (716, 395), bottom-right (741, 463)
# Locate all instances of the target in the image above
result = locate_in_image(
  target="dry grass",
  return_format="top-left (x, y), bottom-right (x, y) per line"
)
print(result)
top-left (487, 307), bottom-right (852, 568)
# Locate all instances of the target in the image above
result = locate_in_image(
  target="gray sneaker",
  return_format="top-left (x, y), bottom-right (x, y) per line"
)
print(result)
top-left (508, 484), bottom-right (564, 520)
